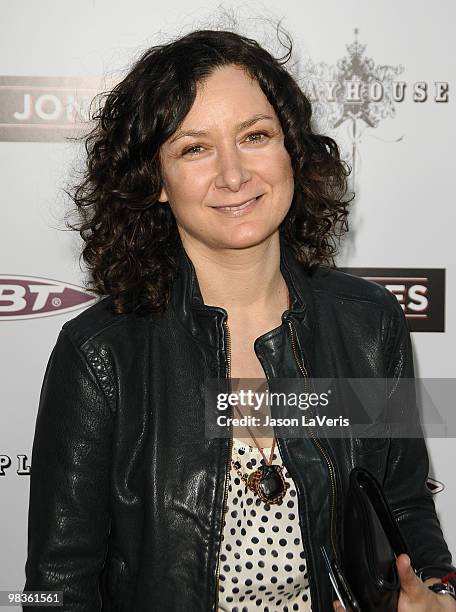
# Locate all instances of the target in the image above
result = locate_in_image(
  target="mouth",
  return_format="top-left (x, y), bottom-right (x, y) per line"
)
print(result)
top-left (210, 195), bottom-right (262, 213)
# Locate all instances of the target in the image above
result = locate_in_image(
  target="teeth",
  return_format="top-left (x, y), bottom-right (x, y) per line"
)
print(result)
top-left (219, 197), bottom-right (257, 212)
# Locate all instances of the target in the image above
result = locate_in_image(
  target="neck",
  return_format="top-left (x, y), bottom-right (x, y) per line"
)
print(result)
top-left (179, 231), bottom-right (288, 317)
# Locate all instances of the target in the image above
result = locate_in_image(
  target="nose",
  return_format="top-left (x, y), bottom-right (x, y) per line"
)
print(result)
top-left (214, 142), bottom-right (252, 192)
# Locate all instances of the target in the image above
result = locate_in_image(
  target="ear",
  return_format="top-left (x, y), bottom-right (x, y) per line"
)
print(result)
top-left (158, 186), bottom-right (168, 203)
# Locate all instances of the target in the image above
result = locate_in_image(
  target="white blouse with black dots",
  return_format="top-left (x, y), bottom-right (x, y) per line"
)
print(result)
top-left (217, 437), bottom-right (312, 612)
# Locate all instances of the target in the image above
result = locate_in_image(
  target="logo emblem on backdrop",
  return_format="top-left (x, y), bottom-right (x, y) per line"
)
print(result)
top-left (303, 29), bottom-right (449, 187)
top-left (0, 276), bottom-right (97, 320)
top-left (0, 76), bottom-right (101, 142)
top-left (337, 268), bottom-right (445, 332)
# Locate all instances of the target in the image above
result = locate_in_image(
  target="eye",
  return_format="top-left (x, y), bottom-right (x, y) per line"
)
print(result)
top-left (182, 144), bottom-right (204, 157)
top-left (245, 131), bottom-right (269, 144)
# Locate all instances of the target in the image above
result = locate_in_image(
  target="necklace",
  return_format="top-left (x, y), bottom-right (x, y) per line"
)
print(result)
top-left (229, 281), bottom-right (291, 505)
top-left (231, 416), bottom-right (290, 505)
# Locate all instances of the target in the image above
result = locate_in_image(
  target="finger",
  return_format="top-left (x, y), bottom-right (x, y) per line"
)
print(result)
top-left (332, 601), bottom-right (343, 611)
top-left (396, 553), bottom-right (423, 597)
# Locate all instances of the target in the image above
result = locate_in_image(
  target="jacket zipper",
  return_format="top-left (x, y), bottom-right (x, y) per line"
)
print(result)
top-left (286, 319), bottom-right (338, 561)
top-left (213, 320), bottom-right (233, 611)
top-left (213, 317), bottom-right (338, 610)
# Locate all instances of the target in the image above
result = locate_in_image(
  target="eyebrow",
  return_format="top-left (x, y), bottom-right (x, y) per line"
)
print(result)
top-left (168, 113), bottom-right (275, 144)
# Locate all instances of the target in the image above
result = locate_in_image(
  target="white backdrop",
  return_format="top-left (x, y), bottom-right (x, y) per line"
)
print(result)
top-left (1, 0), bottom-right (455, 601)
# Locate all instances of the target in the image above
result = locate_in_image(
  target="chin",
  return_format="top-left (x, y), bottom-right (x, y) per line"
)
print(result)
top-left (215, 226), bottom-right (279, 250)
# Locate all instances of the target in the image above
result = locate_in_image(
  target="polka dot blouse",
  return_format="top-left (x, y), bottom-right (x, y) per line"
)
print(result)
top-left (217, 437), bottom-right (312, 611)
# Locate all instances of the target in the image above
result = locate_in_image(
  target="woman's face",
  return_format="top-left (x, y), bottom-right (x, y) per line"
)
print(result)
top-left (158, 64), bottom-right (294, 251)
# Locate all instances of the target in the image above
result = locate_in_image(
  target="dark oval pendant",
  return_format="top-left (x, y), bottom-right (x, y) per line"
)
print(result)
top-left (247, 464), bottom-right (289, 505)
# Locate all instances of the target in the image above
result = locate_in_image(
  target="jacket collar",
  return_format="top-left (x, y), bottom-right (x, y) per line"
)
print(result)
top-left (169, 233), bottom-right (316, 350)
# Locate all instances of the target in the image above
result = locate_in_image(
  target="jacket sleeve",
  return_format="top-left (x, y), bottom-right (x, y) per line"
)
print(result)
top-left (381, 290), bottom-right (456, 589)
top-left (23, 328), bottom-right (113, 611)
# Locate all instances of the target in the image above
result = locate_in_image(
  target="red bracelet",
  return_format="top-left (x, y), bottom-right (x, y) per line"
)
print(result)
top-left (441, 571), bottom-right (456, 584)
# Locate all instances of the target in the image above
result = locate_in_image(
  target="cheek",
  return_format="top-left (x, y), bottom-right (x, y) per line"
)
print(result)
top-left (166, 171), bottom-right (207, 213)
top-left (263, 145), bottom-right (294, 185)
top-left (271, 152), bottom-right (294, 201)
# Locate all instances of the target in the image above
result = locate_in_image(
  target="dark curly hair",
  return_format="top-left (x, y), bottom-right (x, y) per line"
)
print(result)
top-left (65, 26), bottom-right (353, 315)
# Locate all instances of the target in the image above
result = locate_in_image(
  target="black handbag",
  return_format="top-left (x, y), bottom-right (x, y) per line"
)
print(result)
top-left (342, 467), bottom-right (411, 612)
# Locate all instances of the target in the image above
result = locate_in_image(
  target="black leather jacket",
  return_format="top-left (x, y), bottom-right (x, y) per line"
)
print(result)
top-left (24, 237), bottom-right (455, 611)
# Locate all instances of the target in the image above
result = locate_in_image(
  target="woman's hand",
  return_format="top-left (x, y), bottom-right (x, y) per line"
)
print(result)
top-left (332, 554), bottom-right (456, 611)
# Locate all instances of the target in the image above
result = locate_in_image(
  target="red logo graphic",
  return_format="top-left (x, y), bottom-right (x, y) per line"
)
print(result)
top-left (0, 276), bottom-right (97, 320)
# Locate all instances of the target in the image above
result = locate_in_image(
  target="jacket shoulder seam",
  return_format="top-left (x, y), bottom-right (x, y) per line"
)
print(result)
top-left (62, 312), bottom-right (130, 345)
top-left (81, 339), bottom-right (117, 412)
top-left (312, 286), bottom-right (391, 309)
top-left (61, 327), bottom-right (117, 413)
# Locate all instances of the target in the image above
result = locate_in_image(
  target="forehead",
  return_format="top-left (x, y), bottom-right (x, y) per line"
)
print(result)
top-left (181, 65), bottom-right (275, 126)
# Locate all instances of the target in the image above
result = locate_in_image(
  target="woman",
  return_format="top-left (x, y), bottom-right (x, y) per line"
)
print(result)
top-left (24, 28), bottom-right (456, 611)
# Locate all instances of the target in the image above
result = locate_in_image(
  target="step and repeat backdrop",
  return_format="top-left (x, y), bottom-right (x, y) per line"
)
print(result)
top-left (1, 0), bottom-right (455, 599)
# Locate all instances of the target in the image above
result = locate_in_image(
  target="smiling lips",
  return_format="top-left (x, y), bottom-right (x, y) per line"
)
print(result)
top-left (210, 195), bottom-right (261, 213)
